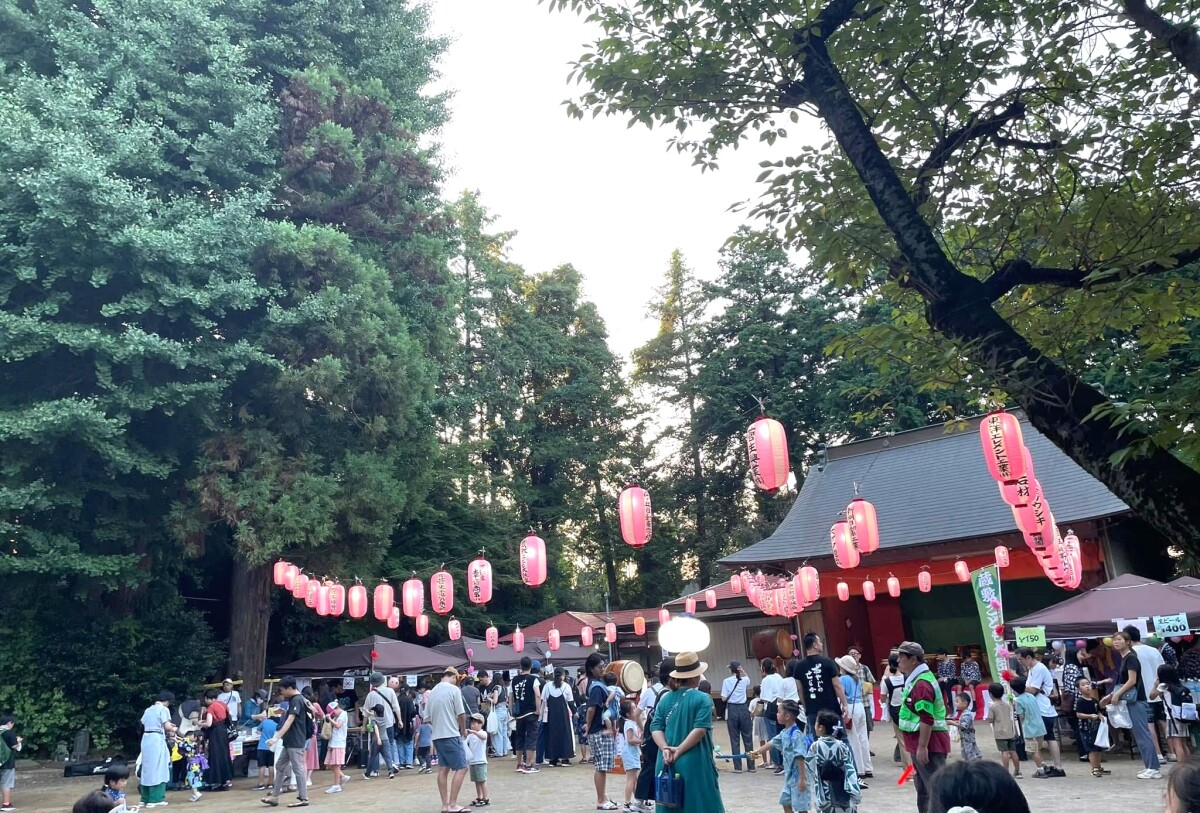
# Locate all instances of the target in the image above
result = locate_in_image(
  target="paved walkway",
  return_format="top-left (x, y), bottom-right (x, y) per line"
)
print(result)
top-left (13, 726), bottom-right (1168, 811)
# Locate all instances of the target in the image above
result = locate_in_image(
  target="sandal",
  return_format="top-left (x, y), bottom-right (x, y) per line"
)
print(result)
top-left (1091, 767), bottom-right (1104, 778)
top-left (597, 801), bottom-right (620, 810)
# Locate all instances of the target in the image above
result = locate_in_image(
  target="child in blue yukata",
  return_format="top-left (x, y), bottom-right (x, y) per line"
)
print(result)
top-left (748, 699), bottom-right (809, 813)
top-left (806, 710), bottom-right (861, 813)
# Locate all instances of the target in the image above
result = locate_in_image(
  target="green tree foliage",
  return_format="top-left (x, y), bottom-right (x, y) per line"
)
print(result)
top-left (546, 0), bottom-right (1200, 548)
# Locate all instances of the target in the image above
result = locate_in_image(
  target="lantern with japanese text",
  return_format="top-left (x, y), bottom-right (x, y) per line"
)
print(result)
top-left (831, 520), bottom-right (860, 569)
top-left (387, 606), bottom-right (400, 629)
top-left (995, 546), bottom-right (1011, 568)
top-left (685, 597), bottom-right (697, 614)
top-left (918, 570), bottom-right (932, 593)
top-left (548, 628), bottom-right (561, 651)
top-left (619, 486), bottom-right (653, 547)
top-left (1064, 530), bottom-right (1083, 590)
top-left (373, 581), bottom-right (394, 622)
top-left (273, 560), bottom-right (289, 586)
top-left (316, 582), bottom-right (332, 616)
top-left (581, 626), bottom-right (594, 647)
top-left (634, 615), bottom-right (646, 636)
top-left (416, 614), bottom-right (430, 637)
top-left (486, 626), bottom-right (499, 649)
top-left (348, 584), bottom-right (368, 619)
top-left (292, 572), bottom-right (308, 599)
top-left (705, 589), bottom-right (717, 609)
top-left (746, 417), bottom-right (791, 492)
top-left (846, 497), bottom-right (880, 554)
top-left (467, 557), bottom-right (493, 605)
top-left (402, 577), bottom-right (424, 618)
top-left (448, 618), bottom-right (462, 641)
top-left (980, 410), bottom-right (1028, 484)
top-left (305, 578), bottom-right (320, 608)
top-left (1015, 480), bottom-right (1050, 536)
top-left (430, 570), bottom-right (454, 615)
top-left (605, 622), bottom-right (617, 643)
top-left (520, 534), bottom-right (547, 587)
top-left (863, 580), bottom-right (876, 601)
top-left (798, 566), bottom-right (820, 604)
top-left (731, 573), bottom-right (743, 594)
top-left (328, 583), bottom-right (346, 616)
top-left (887, 575), bottom-right (901, 598)
top-left (284, 564), bottom-right (299, 590)
top-left (659, 608), bottom-right (670, 626)
top-left (954, 560), bottom-right (970, 582)
top-left (512, 627), bottom-right (525, 652)
top-left (836, 581), bottom-right (850, 601)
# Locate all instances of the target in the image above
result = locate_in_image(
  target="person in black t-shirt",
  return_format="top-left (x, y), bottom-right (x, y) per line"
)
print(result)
top-left (262, 677), bottom-right (311, 806)
top-left (1105, 630), bottom-right (1160, 778)
top-left (511, 656), bottom-right (543, 773)
top-left (791, 632), bottom-right (848, 733)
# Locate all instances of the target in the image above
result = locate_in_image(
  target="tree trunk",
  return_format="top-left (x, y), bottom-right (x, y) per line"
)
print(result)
top-left (229, 559), bottom-right (272, 692)
top-left (801, 36), bottom-right (1200, 549)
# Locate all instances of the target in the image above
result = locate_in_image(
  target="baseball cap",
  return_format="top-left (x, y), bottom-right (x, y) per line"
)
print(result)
top-left (729, 660), bottom-right (741, 671)
top-left (470, 712), bottom-right (485, 724)
top-left (531, 660), bottom-right (541, 671)
top-left (326, 703), bottom-right (341, 715)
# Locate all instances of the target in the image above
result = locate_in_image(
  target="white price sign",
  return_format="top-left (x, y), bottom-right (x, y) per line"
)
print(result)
top-left (1154, 613), bottom-right (1190, 636)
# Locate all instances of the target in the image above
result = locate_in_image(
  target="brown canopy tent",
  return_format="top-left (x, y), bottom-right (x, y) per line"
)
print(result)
top-left (273, 634), bottom-right (465, 678)
top-left (432, 637), bottom-right (595, 671)
top-left (1004, 573), bottom-right (1200, 639)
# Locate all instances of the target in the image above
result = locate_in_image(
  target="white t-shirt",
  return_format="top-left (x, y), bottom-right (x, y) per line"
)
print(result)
top-left (329, 715), bottom-right (348, 749)
top-left (465, 730), bottom-right (487, 765)
top-left (1026, 662), bottom-right (1057, 718)
top-left (426, 681), bottom-right (467, 741)
top-left (1135, 644), bottom-right (1166, 704)
top-left (759, 673), bottom-right (786, 703)
top-left (722, 675), bottom-right (749, 704)
top-left (638, 681), bottom-right (663, 717)
top-left (218, 690), bottom-right (241, 721)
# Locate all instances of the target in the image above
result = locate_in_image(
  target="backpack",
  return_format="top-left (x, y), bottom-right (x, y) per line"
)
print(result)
top-left (0, 735), bottom-right (11, 766)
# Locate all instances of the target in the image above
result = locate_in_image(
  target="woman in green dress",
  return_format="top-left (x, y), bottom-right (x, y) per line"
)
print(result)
top-left (651, 652), bottom-right (725, 813)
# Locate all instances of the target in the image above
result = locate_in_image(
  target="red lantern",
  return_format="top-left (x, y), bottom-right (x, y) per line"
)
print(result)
top-left (581, 626), bottom-right (594, 646)
top-left (402, 577), bottom-right (424, 618)
top-left (605, 622), bottom-right (617, 643)
top-left (705, 589), bottom-right (717, 609)
top-left (305, 578), bottom-right (320, 608)
top-left (283, 564), bottom-right (299, 590)
top-left (995, 546), bottom-right (1011, 568)
top-left (430, 570), bottom-right (454, 615)
top-left (863, 580), bottom-right (876, 601)
top-left (371, 649), bottom-right (379, 660)
top-left (846, 497), bottom-right (880, 554)
top-left (520, 535), bottom-right (548, 587)
top-left (292, 572), bottom-right (309, 599)
top-left (836, 581), bottom-right (850, 601)
top-left (955, 560), bottom-right (970, 582)
top-left (273, 560), bottom-right (289, 586)
top-left (1015, 480), bottom-right (1050, 535)
top-left (685, 597), bottom-right (697, 614)
top-left (887, 575), bottom-right (901, 598)
top-left (348, 584), bottom-right (368, 619)
top-left (373, 581), bottom-right (394, 622)
top-left (513, 627), bottom-right (525, 652)
top-left (798, 566), bottom-right (820, 604)
top-left (918, 571), bottom-right (932, 593)
top-left (633, 615), bottom-right (646, 636)
top-left (831, 520), bottom-right (860, 569)
top-left (548, 628), bottom-right (561, 651)
top-left (619, 486), bottom-right (653, 547)
top-left (415, 614), bottom-right (429, 637)
top-left (980, 410), bottom-right (1028, 484)
top-left (387, 606), bottom-right (400, 629)
top-left (730, 573), bottom-right (743, 594)
top-left (486, 626), bottom-right (499, 649)
top-left (448, 618), bottom-right (462, 640)
top-left (658, 608), bottom-right (670, 626)
top-left (328, 583), bottom-right (345, 616)
top-left (746, 417), bottom-right (791, 492)
top-left (467, 557), bottom-right (493, 605)
top-left (316, 582), bottom-right (332, 616)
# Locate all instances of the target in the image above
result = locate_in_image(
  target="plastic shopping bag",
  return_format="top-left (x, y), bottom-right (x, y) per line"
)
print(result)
top-left (1095, 720), bottom-right (1111, 749)
top-left (1107, 701), bottom-right (1132, 730)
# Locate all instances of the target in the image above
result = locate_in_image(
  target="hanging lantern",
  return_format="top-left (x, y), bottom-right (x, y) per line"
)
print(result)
top-left (887, 575), bottom-right (901, 598)
top-left (292, 572), bottom-right (309, 599)
top-left (863, 580), bottom-right (877, 601)
top-left (980, 410), bottom-right (1028, 484)
top-left (328, 583), bottom-right (346, 616)
top-left (746, 417), bottom-right (791, 492)
top-left (1064, 530), bottom-right (1083, 590)
top-left (705, 589), bottom-right (718, 609)
top-left (430, 570), bottom-right (454, 615)
top-left (846, 497), bottom-right (880, 554)
top-left (836, 581), bottom-right (850, 601)
top-left (412, 614), bottom-right (428, 637)
top-left (831, 520), bottom-right (860, 569)
top-left (954, 560), bottom-right (970, 582)
top-left (1015, 480), bottom-right (1050, 535)
top-left (548, 628), bottom-right (561, 651)
top-left (348, 584), bottom-right (368, 619)
top-left (387, 606), bottom-right (400, 630)
top-left (685, 597), bottom-right (697, 614)
top-left (273, 561), bottom-right (290, 586)
top-left (745, 580), bottom-right (760, 604)
top-left (581, 626), bottom-right (594, 647)
top-left (467, 557), bottom-right (493, 605)
top-left (520, 534), bottom-right (548, 587)
top-left (316, 582), bottom-right (332, 616)
top-left (448, 618), bottom-right (462, 641)
top-left (634, 615), bottom-right (646, 636)
top-left (995, 546), bottom-right (1011, 568)
top-left (605, 622), bottom-right (617, 643)
top-left (485, 626), bottom-right (499, 649)
top-left (618, 486), bottom-right (653, 547)
top-left (305, 578), bottom-right (320, 608)
top-left (730, 573), bottom-right (743, 594)
top-left (918, 570), bottom-right (932, 593)
top-left (402, 577), bottom-right (425, 618)
top-left (284, 564), bottom-right (299, 590)
top-left (658, 608), bottom-right (670, 626)
top-left (512, 627), bottom-right (525, 652)
top-left (798, 566), bottom-right (820, 604)
top-left (373, 580), bottom-right (395, 622)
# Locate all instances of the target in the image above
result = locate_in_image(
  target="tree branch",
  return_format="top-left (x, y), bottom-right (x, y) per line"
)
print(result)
top-left (982, 246), bottom-right (1200, 301)
top-left (912, 100), bottom-right (1028, 208)
top-left (1121, 0), bottom-right (1200, 81)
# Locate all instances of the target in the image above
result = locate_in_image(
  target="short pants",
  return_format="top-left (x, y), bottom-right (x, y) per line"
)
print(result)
top-left (589, 731), bottom-right (615, 772)
top-left (1041, 717), bottom-right (1058, 742)
top-left (434, 736), bottom-right (469, 771)
top-left (0, 768), bottom-right (13, 790)
top-left (257, 750), bottom-right (275, 768)
top-left (469, 763), bottom-right (488, 782)
top-left (778, 779), bottom-right (811, 811)
top-left (994, 738), bottom-right (1015, 753)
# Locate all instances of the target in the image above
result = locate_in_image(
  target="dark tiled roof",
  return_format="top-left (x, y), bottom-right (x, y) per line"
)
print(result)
top-left (720, 413), bottom-right (1129, 568)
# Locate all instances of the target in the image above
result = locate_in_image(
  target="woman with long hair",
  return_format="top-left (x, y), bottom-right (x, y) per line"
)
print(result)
top-left (1103, 630), bottom-right (1161, 779)
top-left (200, 689), bottom-right (235, 790)
top-left (138, 691), bottom-right (177, 806)
top-left (542, 668), bottom-right (577, 766)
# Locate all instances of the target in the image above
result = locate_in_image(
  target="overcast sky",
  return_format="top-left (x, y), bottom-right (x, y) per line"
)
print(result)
top-left (427, 0), bottom-right (816, 359)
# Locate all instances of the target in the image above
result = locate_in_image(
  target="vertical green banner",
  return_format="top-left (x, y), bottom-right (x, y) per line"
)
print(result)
top-left (972, 565), bottom-right (1006, 684)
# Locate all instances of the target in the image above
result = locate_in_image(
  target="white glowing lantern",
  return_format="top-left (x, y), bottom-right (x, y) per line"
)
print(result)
top-left (658, 616), bottom-right (711, 653)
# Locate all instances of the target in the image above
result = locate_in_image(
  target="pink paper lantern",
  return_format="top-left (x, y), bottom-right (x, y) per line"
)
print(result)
top-left (863, 580), bottom-right (877, 601)
top-left (918, 571), bottom-right (932, 593)
top-left (846, 497), bottom-right (880, 554)
top-left (348, 584), bottom-right (368, 618)
top-left (430, 570), bottom-right (454, 615)
top-left (448, 618), bottom-right (462, 640)
top-left (283, 564), bottom-right (299, 590)
top-left (402, 577), bottom-right (425, 618)
top-left (581, 626), bottom-right (594, 646)
top-left (619, 486), bottom-right (653, 547)
top-left (980, 410), bottom-right (1028, 484)
top-left (548, 628), bottom-right (561, 651)
top-left (730, 573), bottom-right (743, 594)
top-left (467, 557), bottom-right (493, 605)
top-left (387, 606), bottom-right (400, 629)
top-left (995, 546), bottom-right (1011, 568)
top-left (745, 580), bottom-right (760, 604)
top-left (520, 535), bottom-right (548, 587)
top-left (954, 560), bottom-right (970, 582)
top-left (292, 572), bottom-right (309, 599)
top-left (305, 578), bottom-right (320, 608)
top-left (605, 622), bottom-right (617, 643)
top-left (831, 520), bottom-right (860, 569)
top-left (373, 581), bottom-right (394, 622)
top-left (316, 582), bottom-right (332, 616)
top-left (328, 583), bottom-right (346, 616)
top-left (836, 581), bottom-right (850, 601)
top-left (746, 417), bottom-right (791, 492)
top-left (416, 614), bottom-right (430, 637)
top-left (1015, 480), bottom-right (1049, 535)
top-left (634, 615), bottom-right (646, 636)
top-left (887, 575), bottom-right (901, 598)
top-left (273, 561), bottom-right (290, 586)
top-left (798, 566), bottom-right (821, 604)
top-left (658, 607), bottom-right (670, 626)
top-left (512, 627), bottom-right (525, 652)
top-left (485, 626), bottom-right (499, 649)
top-left (705, 589), bottom-right (718, 609)
top-left (685, 597), bottom-right (697, 614)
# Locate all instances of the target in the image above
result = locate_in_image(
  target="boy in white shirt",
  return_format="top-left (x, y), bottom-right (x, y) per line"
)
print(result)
top-left (466, 713), bottom-right (489, 806)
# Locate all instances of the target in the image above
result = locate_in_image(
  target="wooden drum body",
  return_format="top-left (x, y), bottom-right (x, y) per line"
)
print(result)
top-left (605, 659), bottom-right (646, 693)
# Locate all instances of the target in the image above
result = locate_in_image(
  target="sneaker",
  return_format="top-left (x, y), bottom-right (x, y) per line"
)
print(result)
top-left (1138, 769), bottom-right (1163, 779)
top-left (388, 770), bottom-right (397, 779)
top-left (286, 802), bottom-right (309, 808)
top-left (363, 773), bottom-right (376, 780)
top-left (2, 806), bottom-right (16, 812)
top-left (253, 785), bottom-right (271, 791)
top-left (326, 785), bottom-right (343, 794)
top-left (1012, 772), bottom-right (1023, 779)
top-left (190, 791), bottom-right (203, 802)
top-left (261, 798), bottom-right (280, 807)
top-left (1032, 767), bottom-right (1050, 778)
top-left (1049, 767), bottom-right (1066, 777)
top-left (773, 767), bottom-right (784, 775)
top-left (524, 766), bottom-right (540, 774)
top-left (516, 764), bottom-right (528, 773)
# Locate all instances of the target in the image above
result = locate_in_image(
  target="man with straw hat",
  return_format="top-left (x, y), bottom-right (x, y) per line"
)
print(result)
top-left (649, 652), bottom-right (725, 813)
